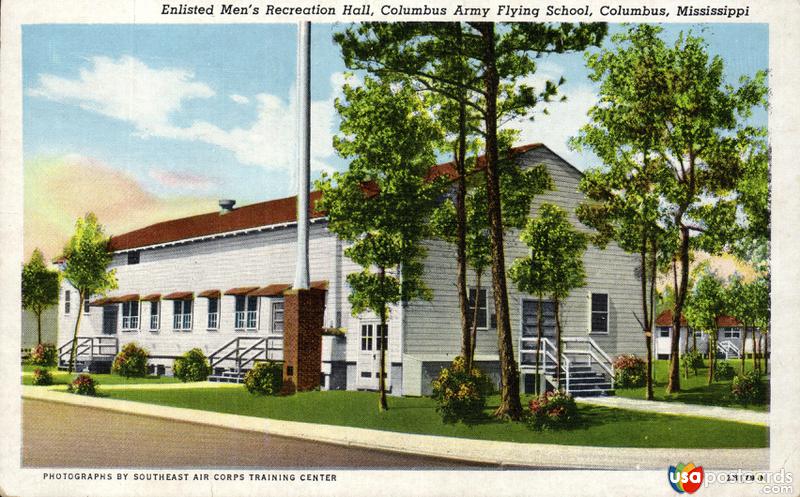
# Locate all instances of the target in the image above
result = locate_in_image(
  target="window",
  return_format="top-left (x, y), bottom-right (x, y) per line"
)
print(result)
top-left (522, 300), bottom-right (556, 337)
top-left (173, 299), bottom-right (192, 331)
top-left (235, 296), bottom-right (258, 330)
top-left (65, 290), bottom-right (71, 315)
top-left (121, 301), bottom-right (140, 331)
top-left (659, 327), bottom-right (671, 338)
top-left (83, 297), bottom-right (91, 314)
top-left (360, 324), bottom-right (373, 351)
top-left (694, 330), bottom-right (703, 338)
top-left (591, 293), bottom-right (609, 333)
top-left (149, 301), bottom-right (160, 331)
top-left (272, 300), bottom-right (284, 333)
top-left (722, 327), bottom-right (741, 339)
top-left (376, 324), bottom-right (388, 351)
top-left (207, 298), bottom-right (219, 330)
top-left (127, 251), bottom-right (140, 265)
top-left (467, 288), bottom-right (488, 329)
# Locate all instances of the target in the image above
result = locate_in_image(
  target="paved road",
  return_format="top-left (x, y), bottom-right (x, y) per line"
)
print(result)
top-left (23, 400), bottom-right (492, 469)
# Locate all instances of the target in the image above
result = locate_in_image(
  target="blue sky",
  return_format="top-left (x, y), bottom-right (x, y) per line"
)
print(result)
top-left (23, 23), bottom-right (768, 207)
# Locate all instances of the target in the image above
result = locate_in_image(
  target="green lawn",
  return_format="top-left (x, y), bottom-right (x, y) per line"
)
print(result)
top-left (21, 364), bottom-right (180, 386)
top-left (101, 388), bottom-right (768, 449)
top-left (615, 359), bottom-right (769, 412)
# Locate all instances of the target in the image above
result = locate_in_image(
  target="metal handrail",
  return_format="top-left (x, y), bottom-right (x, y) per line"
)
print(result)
top-left (238, 339), bottom-right (268, 370)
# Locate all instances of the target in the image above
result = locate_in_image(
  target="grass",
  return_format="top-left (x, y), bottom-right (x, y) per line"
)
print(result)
top-left (101, 388), bottom-right (768, 448)
top-left (614, 359), bottom-right (769, 412)
top-left (21, 364), bottom-right (181, 386)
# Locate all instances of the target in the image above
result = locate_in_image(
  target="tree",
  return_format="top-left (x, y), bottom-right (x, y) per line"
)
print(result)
top-left (316, 78), bottom-right (442, 411)
top-left (21, 249), bottom-right (61, 345)
top-left (509, 203), bottom-right (587, 389)
top-left (726, 273), bottom-right (757, 374)
top-left (582, 25), bottom-right (768, 393)
top-left (684, 268), bottom-right (726, 385)
top-left (749, 273), bottom-right (770, 374)
top-left (61, 213), bottom-right (117, 373)
top-left (335, 22), bottom-right (606, 419)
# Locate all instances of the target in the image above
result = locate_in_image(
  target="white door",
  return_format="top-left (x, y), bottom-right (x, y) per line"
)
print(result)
top-left (356, 322), bottom-right (389, 390)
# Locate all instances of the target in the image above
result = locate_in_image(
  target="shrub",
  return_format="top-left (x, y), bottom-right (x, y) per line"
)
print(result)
top-left (243, 361), bottom-right (283, 395)
top-left (612, 354), bottom-right (646, 388)
top-left (431, 356), bottom-right (493, 424)
top-left (68, 374), bottom-right (97, 396)
top-left (731, 370), bottom-right (765, 405)
top-left (714, 360), bottom-right (736, 381)
top-left (173, 348), bottom-right (212, 382)
top-left (527, 390), bottom-right (580, 431)
top-left (111, 342), bottom-right (149, 378)
top-left (30, 343), bottom-right (57, 367)
top-left (32, 368), bottom-right (53, 386)
top-left (681, 349), bottom-right (705, 376)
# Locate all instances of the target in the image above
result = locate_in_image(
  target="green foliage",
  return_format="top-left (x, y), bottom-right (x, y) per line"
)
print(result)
top-left (68, 374), bottom-right (98, 396)
top-left (681, 350), bottom-right (705, 376)
top-left (613, 354), bottom-right (647, 388)
top-left (714, 361), bottom-right (736, 381)
top-left (32, 368), bottom-right (53, 386)
top-left (111, 342), bottom-right (149, 378)
top-left (431, 356), bottom-right (493, 424)
top-left (509, 203), bottom-right (587, 300)
top-left (173, 348), bottom-right (212, 382)
top-left (684, 268), bottom-right (727, 333)
top-left (21, 249), bottom-right (61, 343)
top-left (61, 213), bottom-right (117, 298)
top-left (243, 361), bottom-right (283, 396)
top-left (731, 371), bottom-right (766, 405)
top-left (30, 343), bottom-right (57, 367)
top-left (526, 390), bottom-right (580, 431)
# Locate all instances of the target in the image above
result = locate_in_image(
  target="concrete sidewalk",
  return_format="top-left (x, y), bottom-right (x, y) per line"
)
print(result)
top-left (580, 396), bottom-right (768, 426)
top-left (21, 386), bottom-right (768, 470)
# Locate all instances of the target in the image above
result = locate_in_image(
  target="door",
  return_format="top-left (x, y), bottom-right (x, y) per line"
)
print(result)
top-left (520, 300), bottom-right (556, 367)
top-left (102, 305), bottom-right (118, 334)
top-left (355, 322), bottom-right (389, 390)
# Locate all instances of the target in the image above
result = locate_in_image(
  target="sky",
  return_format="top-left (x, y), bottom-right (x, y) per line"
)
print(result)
top-left (22, 23), bottom-right (768, 259)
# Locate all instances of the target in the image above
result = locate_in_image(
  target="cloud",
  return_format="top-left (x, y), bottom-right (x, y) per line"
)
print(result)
top-left (24, 154), bottom-right (217, 260)
top-left (28, 56), bottom-right (215, 136)
top-left (28, 56), bottom-right (342, 174)
top-left (147, 168), bottom-right (217, 191)
top-left (502, 60), bottom-right (600, 169)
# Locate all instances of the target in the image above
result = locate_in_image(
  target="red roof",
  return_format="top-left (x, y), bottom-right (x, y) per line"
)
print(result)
top-left (655, 309), bottom-right (742, 327)
top-left (107, 144), bottom-right (545, 252)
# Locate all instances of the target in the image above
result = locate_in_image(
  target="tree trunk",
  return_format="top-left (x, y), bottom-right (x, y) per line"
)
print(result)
top-left (36, 311), bottom-right (42, 345)
top-left (741, 324), bottom-right (748, 374)
top-left (756, 334), bottom-right (763, 374)
top-left (534, 297), bottom-right (543, 396)
top-left (692, 327), bottom-right (697, 352)
top-left (475, 22), bottom-right (522, 420)
top-left (67, 291), bottom-right (85, 374)
top-left (555, 298), bottom-right (563, 390)
top-left (469, 271), bottom-right (482, 368)
top-left (640, 240), bottom-right (653, 400)
top-left (647, 240), bottom-right (656, 401)
top-left (456, 92), bottom-right (470, 371)
top-left (763, 332), bottom-right (768, 374)
top-left (751, 326), bottom-right (759, 374)
top-left (378, 267), bottom-right (389, 412)
top-left (708, 327), bottom-right (718, 386)
top-left (667, 227), bottom-right (690, 393)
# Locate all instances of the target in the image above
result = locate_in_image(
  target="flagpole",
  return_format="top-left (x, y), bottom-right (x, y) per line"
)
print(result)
top-left (294, 21), bottom-right (311, 290)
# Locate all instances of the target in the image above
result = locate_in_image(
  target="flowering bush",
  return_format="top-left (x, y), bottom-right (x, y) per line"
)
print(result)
top-left (681, 350), bottom-right (705, 376)
top-left (527, 390), bottom-right (580, 430)
top-left (613, 354), bottom-right (646, 388)
top-left (714, 360), bottom-right (736, 381)
top-left (111, 342), bottom-right (149, 378)
top-left (68, 374), bottom-right (97, 396)
top-left (173, 348), bottom-right (212, 382)
top-left (731, 370), bottom-right (765, 405)
top-left (431, 356), bottom-right (493, 424)
top-left (30, 343), bottom-right (57, 366)
top-left (243, 361), bottom-right (283, 395)
top-left (32, 368), bottom-right (53, 386)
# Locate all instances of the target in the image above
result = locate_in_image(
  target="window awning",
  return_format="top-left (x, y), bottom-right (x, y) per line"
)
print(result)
top-left (250, 283), bottom-right (291, 297)
top-left (224, 286), bottom-right (260, 296)
top-left (89, 297), bottom-right (116, 306)
top-left (198, 289), bottom-right (221, 299)
top-left (163, 291), bottom-right (194, 300)
top-left (311, 280), bottom-right (329, 290)
top-left (140, 293), bottom-right (161, 302)
top-left (117, 294), bottom-right (140, 302)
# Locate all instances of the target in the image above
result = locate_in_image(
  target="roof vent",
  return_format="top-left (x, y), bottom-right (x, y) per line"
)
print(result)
top-left (219, 199), bottom-right (236, 213)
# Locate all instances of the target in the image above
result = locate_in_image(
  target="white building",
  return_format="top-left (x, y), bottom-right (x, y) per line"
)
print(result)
top-left (55, 144), bottom-right (644, 396)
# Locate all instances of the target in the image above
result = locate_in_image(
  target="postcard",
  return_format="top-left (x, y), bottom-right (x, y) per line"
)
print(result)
top-left (2, 0), bottom-right (798, 496)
